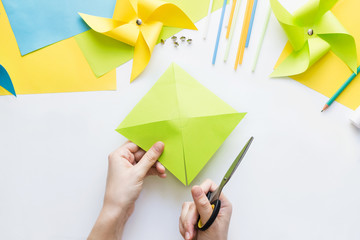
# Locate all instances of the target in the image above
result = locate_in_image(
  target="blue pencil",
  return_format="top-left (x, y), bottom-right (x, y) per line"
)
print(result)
top-left (321, 66), bottom-right (360, 112)
top-left (212, 0), bottom-right (227, 65)
top-left (245, 0), bottom-right (258, 48)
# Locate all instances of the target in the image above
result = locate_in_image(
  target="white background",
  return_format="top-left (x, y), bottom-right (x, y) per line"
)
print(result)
top-left (1, 0), bottom-right (360, 239)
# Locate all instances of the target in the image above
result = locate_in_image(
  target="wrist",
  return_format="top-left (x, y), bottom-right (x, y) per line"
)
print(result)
top-left (100, 203), bottom-right (130, 227)
top-left (102, 198), bottom-right (135, 220)
top-left (88, 204), bottom-right (131, 240)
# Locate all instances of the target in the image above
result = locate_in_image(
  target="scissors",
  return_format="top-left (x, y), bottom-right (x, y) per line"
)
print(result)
top-left (197, 136), bottom-right (254, 231)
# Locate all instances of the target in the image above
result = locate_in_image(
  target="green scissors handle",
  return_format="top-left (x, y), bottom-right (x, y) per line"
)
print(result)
top-left (197, 137), bottom-right (254, 231)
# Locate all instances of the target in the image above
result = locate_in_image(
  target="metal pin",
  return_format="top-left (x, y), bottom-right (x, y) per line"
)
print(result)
top-left (136, 19), bottom-right (142, 25)
top-left (180, 36), bottom-right (186, 42)
top-left (187, 38), bottom-right (192, 44)
top-left (307, 29), bottom-right (314, 36)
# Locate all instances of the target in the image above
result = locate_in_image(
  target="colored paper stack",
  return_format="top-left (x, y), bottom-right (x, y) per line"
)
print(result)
top-left (0, 0), bottom-right (117, 96)
top-left (0, 0), bottom-right (226, 96)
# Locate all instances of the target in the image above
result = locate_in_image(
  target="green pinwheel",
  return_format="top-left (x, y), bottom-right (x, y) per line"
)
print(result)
top-left (270, 0), bottom-right (358, 77)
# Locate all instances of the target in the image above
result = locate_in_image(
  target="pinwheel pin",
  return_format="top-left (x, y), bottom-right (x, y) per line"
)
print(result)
top-left (270, 0), bottom-right (358, 77)
top-left (79, 0), bottom-right (197, 82)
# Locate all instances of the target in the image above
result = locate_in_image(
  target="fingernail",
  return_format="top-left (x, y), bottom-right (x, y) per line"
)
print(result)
top-left (157, 162), bottom-right (165, 170)
top-left (192, 186), bottom-right (202, 198)
top-left (154, 142), bottom-right (164, 152)
top-left (185, 232), bottom-right (190, 240)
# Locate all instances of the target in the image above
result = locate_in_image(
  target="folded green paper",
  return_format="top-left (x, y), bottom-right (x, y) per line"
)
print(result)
top-left (270, 0), bottom-right (357, 77)
top-left (116, 63), bottom-right (246, 185)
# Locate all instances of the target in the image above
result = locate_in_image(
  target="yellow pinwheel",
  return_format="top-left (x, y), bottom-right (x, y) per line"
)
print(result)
top-left (79, 0), bottom-right (197, 82)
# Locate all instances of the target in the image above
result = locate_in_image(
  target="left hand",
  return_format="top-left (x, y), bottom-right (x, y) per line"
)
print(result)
top-left (104, 141), bottom-right (166, 217)
top-left (88, 141), bottom-right (166, 240)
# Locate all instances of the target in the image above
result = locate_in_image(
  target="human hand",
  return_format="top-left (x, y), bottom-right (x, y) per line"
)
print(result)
top-left (104, 141), bottom-right (166, 216)
top-left (179, 179), bottom-right (232, 240)
top-left (88, 141), bottom-right (165, 240)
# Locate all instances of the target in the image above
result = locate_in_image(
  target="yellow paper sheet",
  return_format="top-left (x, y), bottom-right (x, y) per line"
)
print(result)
top-left (276, 0), bottom-right (360, 110)
top-left (0, 1), bottom-right (116, 96)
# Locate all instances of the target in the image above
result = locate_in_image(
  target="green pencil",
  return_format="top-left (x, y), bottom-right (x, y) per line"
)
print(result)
top-left (321, 66), bottom-right (360, 112)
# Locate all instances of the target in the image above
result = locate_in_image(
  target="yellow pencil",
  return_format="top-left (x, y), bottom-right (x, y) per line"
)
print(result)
top-left (234, 0), bottom-right (254, 70)
top-left (226, 0), bottom-right (237, 39)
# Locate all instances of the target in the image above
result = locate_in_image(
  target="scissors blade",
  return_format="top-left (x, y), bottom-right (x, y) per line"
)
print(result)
top-left (209, 137), bottom-right (254, 203)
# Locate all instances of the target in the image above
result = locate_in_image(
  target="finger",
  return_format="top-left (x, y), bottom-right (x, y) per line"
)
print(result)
top-left (146, 167), bottom-right (167, 178)
top-left (179, 220), bottom-right (185, 239)
top-left (219, 192), bottom-right (232, 214)
top-left (219, 191), bottom-right (230, 203)
top-left (146, 168), bottom-right (160, 176)
top-left (200, 179), bottom-right (218, 194)
top-left (191, 186), bottom-right (213, 225)
top-left (135, 142), bottom-right (164, 178)
top-left (155, 161), bottom-right (165, 174)
top-left (180, 202), bottom-right (191, 222)
top-left (158, 173), bottom-right (167, 178)
top-left (179, 202), bottom-right (191, 238)
top-left (109, 146), bottom-right (136, 165)
top-left (120, 140), bottom-right (131, 147)
top-left (120, 141), bottom-right (140, 153)
top-left (134, 149), bottom-right (146, 162)
top-left (184, 203), bottom-right (198, 240)
top-left (110, 141), bottom-right (139, 164)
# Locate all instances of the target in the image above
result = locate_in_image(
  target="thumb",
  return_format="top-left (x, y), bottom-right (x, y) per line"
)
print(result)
top-left (135, 142), bottom-right (164, 178)
top-left (191, 186), bottom-right (213, 226)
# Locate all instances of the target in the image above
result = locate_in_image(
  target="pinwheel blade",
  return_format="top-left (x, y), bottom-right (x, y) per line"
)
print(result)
top-left (270, 0), bottom-right (307, 51)
top-left (113, 0), bottom-right (138, 22)
top-left (143, 2), bottom-right (197, 30)
top-left (316, 12), bottom-right (358, 73)
top-left (131, 33), bottom-right (150, 82)
top-left (270, 43), bottom-right (311, 77)
top-left (79, 13), bottom-right (140, 46)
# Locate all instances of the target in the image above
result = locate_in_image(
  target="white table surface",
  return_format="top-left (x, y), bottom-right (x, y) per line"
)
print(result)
top-left (1, 0), bottom-right (360, 239)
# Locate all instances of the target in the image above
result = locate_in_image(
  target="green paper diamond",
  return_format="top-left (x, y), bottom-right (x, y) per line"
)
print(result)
top-left (116, 63), bottom-right (246, 185)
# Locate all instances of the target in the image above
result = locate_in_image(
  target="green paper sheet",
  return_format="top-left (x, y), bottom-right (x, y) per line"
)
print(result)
top-left (270, 0), bottom-right (357, 77)
top-left (116, 63), bottom-right (246, 185)
top-left (75, 0), bottom-right (226, 77)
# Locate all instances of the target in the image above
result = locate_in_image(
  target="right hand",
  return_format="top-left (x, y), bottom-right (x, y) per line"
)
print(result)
top-left (179, 179), bottom-right (232, 240)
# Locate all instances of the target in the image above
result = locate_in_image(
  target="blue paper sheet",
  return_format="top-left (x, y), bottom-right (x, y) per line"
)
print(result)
top-left (2, 0), bottom-right (116, 55)
top-left (0, 64), bottom-right (16, 96)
